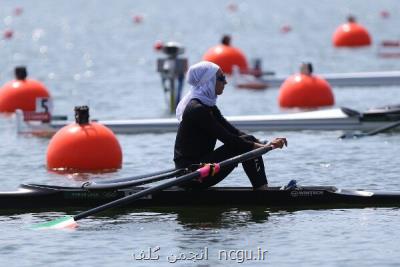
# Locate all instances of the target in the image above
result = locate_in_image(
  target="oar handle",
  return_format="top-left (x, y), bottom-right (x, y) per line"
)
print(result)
top-left (73, 145), bottom-right (275, 221)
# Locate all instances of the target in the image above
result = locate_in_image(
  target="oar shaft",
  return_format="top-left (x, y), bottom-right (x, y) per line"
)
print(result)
top-left (366, 120), bottom-right (400, 136)
top-left (74, 171), bottom-right (199, 221)
top-left (219, 145), bottom-right (273, 169)
top-left (91, 167), bottom-right (179, 185)
top-left (340, 120), bottom-right (400, 139)
top-left (82, 168), bottom-right (185, 190)
top-left (74, 145), bottom-right (274, 221)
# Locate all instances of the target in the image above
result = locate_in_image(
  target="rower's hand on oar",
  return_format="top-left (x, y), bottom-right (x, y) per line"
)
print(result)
top-left (268, 137), bottom-right (288, 149)
top-left (254, 137), bottom-right (287, 149)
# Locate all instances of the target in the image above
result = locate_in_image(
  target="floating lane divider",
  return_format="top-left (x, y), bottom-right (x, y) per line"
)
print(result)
top-left (32, 145), bottom-right (276, 229)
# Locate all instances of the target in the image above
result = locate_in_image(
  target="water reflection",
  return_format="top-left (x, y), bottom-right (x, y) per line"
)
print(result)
top-left (173, 206), bottom-right (270, 229)
top-left (1, 206), bottom-right (273, 230)
top-left (83, 206), bottom-right (272, 230)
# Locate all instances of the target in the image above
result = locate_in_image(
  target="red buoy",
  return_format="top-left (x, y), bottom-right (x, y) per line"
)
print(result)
top-left (153, 40), bottom-right (163, 51)
top-left (0, 66), bottom-right (50, 113)
top-left (280, 24), bottom-right (292, 34)
top-left (3, 29), bottom-right (14, 39)
top-left (14, 7), bottom-right (23, 16)
top-left (278, 63), bottom-right (334, 108)
top-left (132, 15), bottom-right (143, 24)
top-left (380, 10), bottom-right (390, 19)
top-left (227, 3), bottom-right (238, 12)
top-left (47, 106), bottom-right (122, 173)
top-left (202, 35), bottom-right (248, 74)
top-left (332, 16), bottom-right (371, 47)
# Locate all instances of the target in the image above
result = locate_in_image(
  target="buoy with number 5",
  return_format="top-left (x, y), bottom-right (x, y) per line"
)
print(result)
top-left (0, 66), bottom-right (51, 113)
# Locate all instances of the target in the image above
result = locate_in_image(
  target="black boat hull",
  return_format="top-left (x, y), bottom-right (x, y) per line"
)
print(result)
top-left (1, 184), bottom-right (400, 212)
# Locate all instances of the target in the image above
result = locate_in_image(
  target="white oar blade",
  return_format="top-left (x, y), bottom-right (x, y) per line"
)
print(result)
top-left (32, 216), bottom-right (78, 230)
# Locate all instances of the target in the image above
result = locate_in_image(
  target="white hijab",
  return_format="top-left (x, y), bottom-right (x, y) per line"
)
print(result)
top-left (176, 61), bottom-right (220, 122)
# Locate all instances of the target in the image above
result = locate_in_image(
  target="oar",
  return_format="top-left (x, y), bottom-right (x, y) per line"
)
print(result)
top-left (339, 120), bottom-right (400, 139)
top-left (93, 167), bottom-right (180, 184)
top-left (82, 168), bottom-right (185, 190)
top-left (33, 145), bottom-right (276, 229)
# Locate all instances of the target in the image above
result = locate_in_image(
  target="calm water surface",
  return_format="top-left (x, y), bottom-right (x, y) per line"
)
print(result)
top-left (1, 0), bottom-right (400, 266)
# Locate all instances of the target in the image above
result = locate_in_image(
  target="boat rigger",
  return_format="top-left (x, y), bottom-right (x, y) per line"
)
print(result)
top-left (16, 104), bottom-right (400, 135)
top-left (1, 183), bottom-right (399, 212)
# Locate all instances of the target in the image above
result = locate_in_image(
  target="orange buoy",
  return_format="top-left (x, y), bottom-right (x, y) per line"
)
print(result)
top-left (0, 66), bottom-right (50, 113)
top-left (202, 35), bottom-right (248, 74)
top-left (46, 106), bottom-right (122, 172)
top-left (332, 16), bottom-right (371, 47)
top-left (278, 63), bottom-right (334, 108)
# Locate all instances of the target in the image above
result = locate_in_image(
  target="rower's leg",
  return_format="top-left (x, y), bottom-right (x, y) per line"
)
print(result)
top-left (239, 135), bottom-right (268, 189)
top-left (242, 157), bottom-right (268, 188)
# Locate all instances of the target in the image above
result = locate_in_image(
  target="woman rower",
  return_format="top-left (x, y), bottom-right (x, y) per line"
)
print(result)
top-left (173, 61), bottom-right (287, 190)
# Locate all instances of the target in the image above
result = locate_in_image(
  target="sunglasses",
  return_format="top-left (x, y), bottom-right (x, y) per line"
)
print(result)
top-left (217, 74), bottom-right (226, 83)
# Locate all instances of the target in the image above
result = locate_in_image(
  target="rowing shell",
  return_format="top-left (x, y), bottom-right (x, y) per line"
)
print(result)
top-left (16, 105), bottom-right (400, 135)
top-left (235, 70), bottom-right (400, 88)
top-left (1, 184), bottom-right (399, 212)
